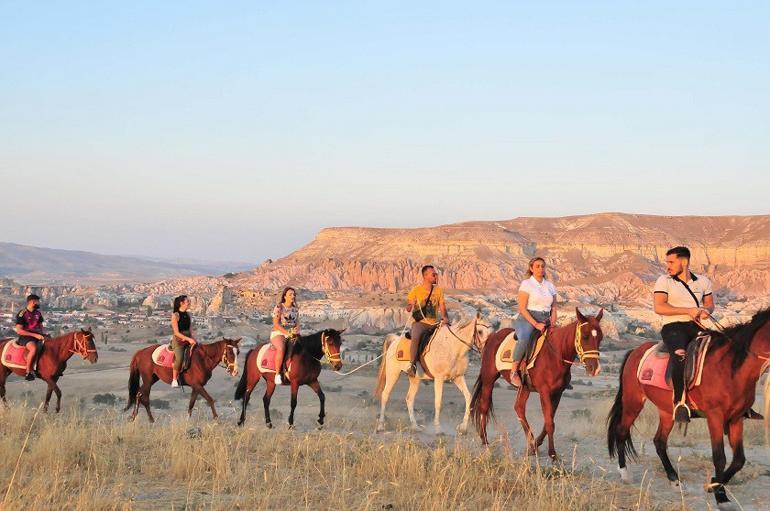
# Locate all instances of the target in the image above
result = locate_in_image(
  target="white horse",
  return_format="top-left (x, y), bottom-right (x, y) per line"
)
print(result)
top-left (374, 315), bottom-right (491, 435)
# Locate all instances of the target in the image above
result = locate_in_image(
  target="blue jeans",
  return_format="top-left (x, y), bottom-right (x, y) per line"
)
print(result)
top-left (513, 309), bottom-right (551, 362)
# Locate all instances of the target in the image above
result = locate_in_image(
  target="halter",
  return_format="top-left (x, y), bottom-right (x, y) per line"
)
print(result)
top-left (70, 332), bottom-right (97, 358)
top-left (219, 344), bottom-right (239, 375)
top-left (573, 321), bottom-right (600, 364)
top-left (320, 332), bottom-right (342, 366)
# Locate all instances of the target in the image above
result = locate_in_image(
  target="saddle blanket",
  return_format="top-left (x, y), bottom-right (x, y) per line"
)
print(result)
top-left (1, 341), bottom-right (28, 370)
top-left (495, 331), bottom-right (546, 373)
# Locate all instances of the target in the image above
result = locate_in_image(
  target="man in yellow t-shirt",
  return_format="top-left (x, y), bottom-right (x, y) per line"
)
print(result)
top-left (406, 265), bottom-right (450, 377)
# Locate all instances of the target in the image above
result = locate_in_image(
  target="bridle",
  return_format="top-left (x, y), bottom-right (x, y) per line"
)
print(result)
top-left (445, 317), bottom-right (489, 353)
top-left (705, 312), bottom-right (770, 365)
top-left (560, 321), bottom-right (601, 366)
top-left (320, 332), bottom-right (342, 366)
top-left (219, 343), bottom-right (239, 375)
top-left (70, 332), bottom-right (97, 358)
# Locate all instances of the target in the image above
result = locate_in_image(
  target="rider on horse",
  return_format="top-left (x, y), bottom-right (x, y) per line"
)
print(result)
top-left (653, 246), bottom-right (713, 423)
top-left (14, 294), bottom-right (47, 381)
top-left (171, 295), bottom-right (197, 388)
top-left (271, 287), bottom-right (300, 385)
top-left (510, 257), bottom-right (558, 388)
top-left (406, 265), bottom-right (449, 377)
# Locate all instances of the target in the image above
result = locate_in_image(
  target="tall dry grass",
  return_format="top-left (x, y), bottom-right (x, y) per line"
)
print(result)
top-left (0, 405), bottom-right (651, 511)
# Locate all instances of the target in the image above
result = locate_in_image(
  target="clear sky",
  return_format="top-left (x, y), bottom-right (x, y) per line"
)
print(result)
top-left (1, 2), bottom-right (768, 263)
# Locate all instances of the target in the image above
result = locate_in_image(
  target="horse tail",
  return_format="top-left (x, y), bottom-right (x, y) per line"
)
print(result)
top-left (470, 372), bottom-right (492, 437)
top-left (124, 352), bottom-right (140, 412)
top-left (234, 349), bottom-right (254, 401)
top-left (763, 369), bottom-right (770, 446)
top-left (374, 335), bottom-right (395, 400)
top-left (607, 349), bottom-right (638, 460)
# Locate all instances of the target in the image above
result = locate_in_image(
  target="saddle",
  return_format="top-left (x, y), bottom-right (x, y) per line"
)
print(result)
top-left (637, 333), bottom-right (711, 399)
top-left (256, 343), bottom-right (295, 383)
top-left (151, 344), bottom-right (192, 372)
top-left (495, 328), bottom-right (547, 389)
top-left (396, 325), bottom-right (440, 377)
top-left (1, 339), bottom-right (44, 371)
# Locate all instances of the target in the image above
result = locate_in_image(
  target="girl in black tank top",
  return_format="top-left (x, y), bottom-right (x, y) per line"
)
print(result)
top-left (177, 311), bottom-right (191, 333)
top-left (171, 295), bottom-right (197, 387)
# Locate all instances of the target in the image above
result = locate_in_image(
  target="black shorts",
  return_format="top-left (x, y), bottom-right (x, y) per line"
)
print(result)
top-left (17, 335), bottom-right (39, 347)
top-left (660, 322), bottom-right (700, 353)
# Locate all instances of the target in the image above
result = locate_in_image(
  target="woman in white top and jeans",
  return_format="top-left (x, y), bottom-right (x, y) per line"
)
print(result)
top-left (511, 257), bottom-right (558, 388)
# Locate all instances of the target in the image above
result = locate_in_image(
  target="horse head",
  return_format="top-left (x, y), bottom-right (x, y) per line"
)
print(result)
top-left (76, 327), bottom-right (98, 364)
top-left (221, 337), bottom-right (241, 376)
top-left (473, 311), bottom-right (493, 350)
top-left (321, 329), bottom-right (344, 371)
top-left (575, 307), bottom-right (604, 376)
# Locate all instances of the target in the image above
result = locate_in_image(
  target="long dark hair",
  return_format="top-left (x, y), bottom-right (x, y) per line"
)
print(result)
top-left (278, 287), bottom-right (297, 308)
top-left (173, 295), bottom-right (188, 313)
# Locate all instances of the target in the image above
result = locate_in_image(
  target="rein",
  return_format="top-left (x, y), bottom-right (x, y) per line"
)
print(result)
top-left (706, 312), bottom-right (770, 363)
top-left (70, 332), bottom-right (96, 358)
top-left (548, 321), bottom-right (599, 366)
top-left (445, 319), bottom-right (486, 353)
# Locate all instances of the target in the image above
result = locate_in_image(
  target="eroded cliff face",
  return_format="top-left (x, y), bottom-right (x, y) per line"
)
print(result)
top-left (229, 213), bottom-right (770, 297)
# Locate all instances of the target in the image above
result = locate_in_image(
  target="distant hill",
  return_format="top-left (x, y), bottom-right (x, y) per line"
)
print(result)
top-left (229, 213), bottom-right (770, 301)
top-left (0, 242), bottom-right (253, 284)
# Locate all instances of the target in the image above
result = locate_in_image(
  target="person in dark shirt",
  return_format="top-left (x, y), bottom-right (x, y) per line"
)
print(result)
top-left (171, 295), bottom-right (197, 388)
top-left (14, 294), bottom-right (47, 381)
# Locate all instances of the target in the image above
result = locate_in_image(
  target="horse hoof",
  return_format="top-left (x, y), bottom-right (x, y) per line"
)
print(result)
top-left (716, 501), bottom-right (738, 511)
top-left (456, 425), bottom-right (468, 436)
top-left (375, 423), bottom-right (385, 433)
top-left (410, 424), bottom-right (424, 432)
top-left (288, 424), bottom-right (295, 430)
top-left (266, 422), bottom-right (273, 429)
top-left (618, 467), bottom-right (631, 484)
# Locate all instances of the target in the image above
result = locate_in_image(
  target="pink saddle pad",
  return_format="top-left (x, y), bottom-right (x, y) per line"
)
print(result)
top-left (638, 351), bottom-right (671, 391)
top-left (152, 345), bottom-right (175, 368)
top-left (2, 342), bottom-right (28, 369)
top-left (258, 344), bottom-right (278, 372)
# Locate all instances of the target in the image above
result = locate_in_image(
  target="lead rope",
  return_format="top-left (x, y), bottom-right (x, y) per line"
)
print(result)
top-left (330, 313), bottom-right (413, 378)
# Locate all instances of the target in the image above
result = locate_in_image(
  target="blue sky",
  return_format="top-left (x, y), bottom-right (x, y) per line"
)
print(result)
top-left (1, 2), bottom-right (768, 263)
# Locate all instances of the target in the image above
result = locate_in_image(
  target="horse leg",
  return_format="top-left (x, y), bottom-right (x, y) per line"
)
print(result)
top-left (263, 380), bottom-right (276, 428)
top-left (475, 379), bottom-right (496, 445)
top-left (721, 419), bottom-right (746, 486)
top-left (705, 412), bottom-right (731, 507)
top-left (538, 387), bottom-right (561, 460)
top-left (238, 379), bottom-right (257, 427)
top-left (433, 377), bottom-right (445, 435)
top-left (0, 369), bottom-right (7, 404)
top-left (140, 379), bottom-right (155, 423)
top-left (53, 382), bottom-right (62, 413)
top-left (405, 376), bottom-right (421, 431)
top-left (187, 389), bottom-right (199, 417)
top-left (653, 411), bottom-right (680, 486)
top-left (308, 380), bottom-right (325, 428)
top-left (287, 381), bottom-right (299, 429)
top-left (376, 363), bottom-right (399, 432)
top-left (514, 388), bottom-right (535, 454)
top-left (195, 386), bottom-right (218, 420)
top-left (535, 391), bottom-right (563, 449)
top-left (43, 381), bottom-right (54, 412)
top-left (453, 374), bottom-right (472, 435)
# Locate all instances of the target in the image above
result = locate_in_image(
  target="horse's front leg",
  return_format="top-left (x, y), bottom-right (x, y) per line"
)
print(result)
top-left (288, 381), bottom-right (299, 429)
top-left (187, 389), bottom-right (199, 417)
top-left (405, 375), bottom-right (422, 431)
top-left (453, 375), bottom-right (473, 435)
top-left (52, 379), bottom-right (62, 413)
top-left (721, 418), bottom-right (746, 485)
top-left (705, 412), bottom-right (732, 508)
top-left (195, 385), bottom-right (218, 420)
top-left (433, 377), bottom-right (445, 435)
top-left (308, 380), bottom-right (325, 429)
top-left (539, 387), bottom-right (562, 460)
top-left (44, 383), bottom-right (54, 413)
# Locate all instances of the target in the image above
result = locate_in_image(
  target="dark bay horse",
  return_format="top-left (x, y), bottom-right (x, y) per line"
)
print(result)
top-left (471, 308), bottom-right (604, 458)
top-left (608, 309), bottom-right (770, 510)
top-left (125, 338), bottom-right (240, 422)
top-left (0, 329), bottom-right (98, 412)
top-left (235, 329), bottom-right (343, 428)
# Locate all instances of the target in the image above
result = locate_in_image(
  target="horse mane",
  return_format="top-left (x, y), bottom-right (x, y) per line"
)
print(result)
top-left (454, 317), bottom-right (475, 330)
top-left (711, 307), bottom-right (770, 373)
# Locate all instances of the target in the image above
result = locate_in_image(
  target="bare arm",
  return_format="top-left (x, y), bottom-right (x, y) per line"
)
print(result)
top-left (440, 300), bottom-right (450, 324)
top-left (518, 292), bottom-right (540, 326)
top-left (15, 325), bottom-right (44, 340)
top-left (550, 302), bottom-right (558, 325)
top-left (406, 298), bottom-right (415, 313)
top-left (272, 307), bottom-right (292, 336)
top-left (653, 293), bottom-right (700, 320)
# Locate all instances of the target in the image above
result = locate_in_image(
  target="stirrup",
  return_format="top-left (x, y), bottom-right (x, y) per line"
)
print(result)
top-left (674, 402), bottom-right (691, 423)
top-left (406, 363), bottom-right (417, 377)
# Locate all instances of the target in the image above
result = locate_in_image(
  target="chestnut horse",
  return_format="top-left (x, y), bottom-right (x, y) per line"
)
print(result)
top-left (471, 308), bottom-right (604, 458)
top-left (607, 309), bottom-right (770, 510)
top-left (234, 329), bottom-right (343, 428)
top-left (0, 329), bottom-right (98, 412)
top-left (125, 338), bottom-right (240, 422)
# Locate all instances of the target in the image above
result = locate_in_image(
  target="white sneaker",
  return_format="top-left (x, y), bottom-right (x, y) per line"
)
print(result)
top-left (274, 373), bottom-right (283, 385)
top-left (171, 379), bottom-right (179, 388)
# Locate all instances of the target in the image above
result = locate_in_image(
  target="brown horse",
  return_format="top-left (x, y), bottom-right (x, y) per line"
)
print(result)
top-left (607, 309), bottom-right (770, 510)
top-left (124, 338), bottom-right (240, 422)
top-left (235, 329), bottom-right (343, 428)
top-left (0, 329), bottom-right (98, 412)
top-left (470, 308), bottom-right (604, 458)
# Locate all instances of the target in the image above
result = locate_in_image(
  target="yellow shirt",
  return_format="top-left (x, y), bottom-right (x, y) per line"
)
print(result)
top-left (407, 285), bottom-right (445, 324)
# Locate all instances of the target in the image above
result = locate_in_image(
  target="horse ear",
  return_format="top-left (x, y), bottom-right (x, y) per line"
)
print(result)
top-left (595, 308), bottom-right (604, 322)
top-left (476, 310), bottom-right (481, 319)
top-left (575, 307), bottom-right (586, 322)
top-left (338, 328), bottom-right (346, 334)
